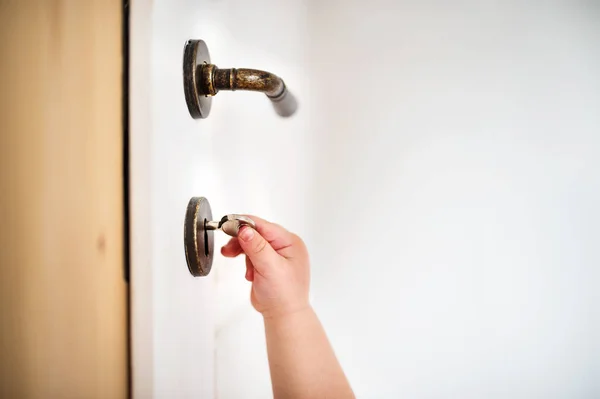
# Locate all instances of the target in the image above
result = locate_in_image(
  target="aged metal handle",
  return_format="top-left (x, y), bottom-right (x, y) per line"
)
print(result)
top-left (206, 67), bottom-right (297, 117)
top-left (184, 39), bottom-right (298, 119)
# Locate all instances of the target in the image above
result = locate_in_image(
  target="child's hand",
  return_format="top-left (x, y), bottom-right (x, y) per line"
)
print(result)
top-left (221, 216), bottom-right (310, 319)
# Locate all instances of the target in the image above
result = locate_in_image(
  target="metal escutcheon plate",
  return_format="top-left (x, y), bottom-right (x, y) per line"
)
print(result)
top-left (184, 197), bottom-right (214, 276)
top-left (183, 39), bottom-right (212, 119)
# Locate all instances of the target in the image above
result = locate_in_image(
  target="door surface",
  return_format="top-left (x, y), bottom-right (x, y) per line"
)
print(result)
top-left (130, 1), bottom-right (309, 397)
top-left (0, 2), bottom-right (127, 398)
top-left (132, 1), bottom-right (600, 398)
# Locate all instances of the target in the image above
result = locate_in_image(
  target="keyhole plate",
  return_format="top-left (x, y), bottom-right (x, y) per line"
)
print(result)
top-left (184, 197), bottom-right (214, 277)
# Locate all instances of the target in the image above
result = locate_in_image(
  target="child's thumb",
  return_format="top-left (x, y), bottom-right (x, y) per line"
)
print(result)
top-left (238, 226), bottom-right (279, 273)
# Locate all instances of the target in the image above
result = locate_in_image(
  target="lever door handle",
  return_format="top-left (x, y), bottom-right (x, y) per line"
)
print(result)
top-left (183, 39), bottom-right (298, 119)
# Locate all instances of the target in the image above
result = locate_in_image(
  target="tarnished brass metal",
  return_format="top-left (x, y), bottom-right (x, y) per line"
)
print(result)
top-left (183, 40), bottom-right (212, 119)
top-left (184, 197), bottom-right (214, 277)
top-left (212, 68), bottom-right (284, 97)
top-left (184, 197), bottom-right (257, 277)
top-left (183, 39), bottom-right (298, 119)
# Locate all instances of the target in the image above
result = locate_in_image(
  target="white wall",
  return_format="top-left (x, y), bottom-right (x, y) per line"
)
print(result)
top-left (306, 1), bottom-right (600, 398)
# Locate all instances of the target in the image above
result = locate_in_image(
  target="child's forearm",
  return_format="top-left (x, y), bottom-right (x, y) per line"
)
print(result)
top-left (264, 306), bottom-right (355, 399)
top-left (223, 219), bottom-right (353, 397)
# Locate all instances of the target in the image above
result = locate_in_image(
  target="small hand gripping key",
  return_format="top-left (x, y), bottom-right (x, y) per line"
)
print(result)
top-left (184, 197), bottom-right (256, 277)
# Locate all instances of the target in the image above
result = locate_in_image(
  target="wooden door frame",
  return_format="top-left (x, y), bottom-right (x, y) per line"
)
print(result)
top-left (0, 2), bottom-right (128, 397)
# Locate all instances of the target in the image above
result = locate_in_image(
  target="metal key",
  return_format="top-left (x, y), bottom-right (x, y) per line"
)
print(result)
top-left (184, 197), bottom-right (256, 278)
top-left (205, 214), bottom-right (256, 237)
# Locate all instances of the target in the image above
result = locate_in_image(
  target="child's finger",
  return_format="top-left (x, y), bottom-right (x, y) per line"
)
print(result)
top-left (221, 237), bottom-right (243, 257)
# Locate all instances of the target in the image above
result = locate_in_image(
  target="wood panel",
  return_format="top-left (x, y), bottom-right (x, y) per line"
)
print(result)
top-left (0, 1), bottom-right (127, 397)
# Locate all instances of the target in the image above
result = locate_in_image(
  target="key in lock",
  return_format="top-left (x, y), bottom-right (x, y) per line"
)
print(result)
top-left (184, 197), bottom-right (256, 277)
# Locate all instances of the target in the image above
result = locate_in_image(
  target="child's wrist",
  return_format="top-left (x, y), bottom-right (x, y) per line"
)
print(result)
top-left (261, 302), bottom-right (312, 321)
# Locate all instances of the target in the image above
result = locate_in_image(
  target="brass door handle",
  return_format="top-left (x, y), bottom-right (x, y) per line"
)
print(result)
top-left (183, 39), bottom-right (298, 119)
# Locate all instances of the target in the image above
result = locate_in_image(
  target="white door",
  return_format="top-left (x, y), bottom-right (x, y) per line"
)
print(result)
top-left (130, 1), bottom-right (310, 397)
top-left (131, 1), bottom-right (600, 398)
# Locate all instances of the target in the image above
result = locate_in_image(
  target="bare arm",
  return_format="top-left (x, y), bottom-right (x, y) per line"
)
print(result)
top-left (221, 217), bottom-right (354, 399)
top-left (264, 307), bottom-right (354, 398)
